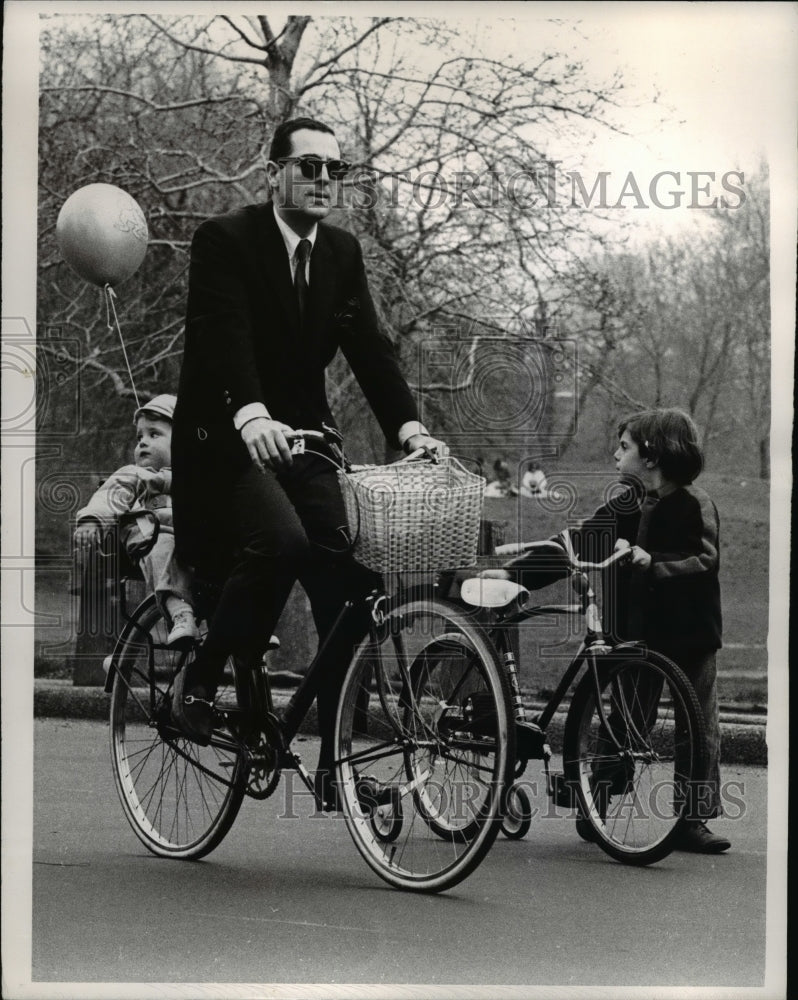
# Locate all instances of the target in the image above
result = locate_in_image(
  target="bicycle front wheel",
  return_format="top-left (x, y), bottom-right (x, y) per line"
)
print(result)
top-left (109, 596), bottom-right (247, 860)
top-left (564, 649), bottom-right (707, 866)
top-left (335, 594), bottom-right (515, 893)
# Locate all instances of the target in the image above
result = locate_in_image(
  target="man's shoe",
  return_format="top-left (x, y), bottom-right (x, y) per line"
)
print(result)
top-left (167, 608), bottom-right (200, 647)
top-left (676, 821), bottom-right (731, 854)
top-left (575, 814), bottom-right (599, 843)
top-left (171, 668), bottom-right (214, 746)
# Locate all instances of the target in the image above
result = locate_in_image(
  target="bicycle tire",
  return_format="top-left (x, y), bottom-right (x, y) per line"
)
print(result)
top-left (500, 783), bottom-right (532, 840)
top-left (109, 596), bottom-right (247, 860)
top-left (563, 648), bottom-right (708, 866)
top-left (335, 594), bottom-right (515, 893)
top-left (399, 631), bottom-right (502, 844)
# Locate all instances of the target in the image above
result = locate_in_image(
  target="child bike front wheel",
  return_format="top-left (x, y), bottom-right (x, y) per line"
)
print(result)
top-left (563, 648), bottom-right (708, 866)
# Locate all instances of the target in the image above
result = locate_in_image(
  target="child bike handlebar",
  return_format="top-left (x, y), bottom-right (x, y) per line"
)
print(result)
top-left (495, 528), bottom-right (632, 572)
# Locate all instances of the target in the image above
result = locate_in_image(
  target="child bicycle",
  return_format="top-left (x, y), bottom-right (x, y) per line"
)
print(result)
top-left (103, 429), bottom-right (517, 893)
top-left (437, 530), bottom-right (709, 866)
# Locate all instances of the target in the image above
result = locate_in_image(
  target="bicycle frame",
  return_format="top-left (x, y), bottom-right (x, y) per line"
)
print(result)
top-left (481, 546), bottom-right (643, 771)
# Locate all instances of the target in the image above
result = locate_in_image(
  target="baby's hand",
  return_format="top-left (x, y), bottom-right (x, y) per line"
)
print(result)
top-left (74, 522), bottom-right (101, 549)
top-left (136, 467), bottom-right (168, 496)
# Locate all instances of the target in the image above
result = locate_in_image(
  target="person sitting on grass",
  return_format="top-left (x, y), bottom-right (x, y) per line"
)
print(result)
top-left (493, 408), bottom-right (730, 854)
top-left (73, 393), bottom-right (199, 647)
top-left (520, 460), bottom-right (548, 497)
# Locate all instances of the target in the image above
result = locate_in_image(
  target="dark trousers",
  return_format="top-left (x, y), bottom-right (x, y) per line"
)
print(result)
top-left (193, 455), bottom-right (378, 766)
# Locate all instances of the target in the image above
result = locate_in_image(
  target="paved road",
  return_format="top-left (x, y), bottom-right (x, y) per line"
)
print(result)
top-left (26, 718), bottom-right (774, 994)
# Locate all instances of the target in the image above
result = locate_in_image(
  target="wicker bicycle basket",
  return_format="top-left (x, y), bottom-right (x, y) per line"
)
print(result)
top-left (338, 457), bottom-right (485, 574)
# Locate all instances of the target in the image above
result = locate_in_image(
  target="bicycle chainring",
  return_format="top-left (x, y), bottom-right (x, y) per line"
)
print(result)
top-left (245, 712), bottom-right (283, 800)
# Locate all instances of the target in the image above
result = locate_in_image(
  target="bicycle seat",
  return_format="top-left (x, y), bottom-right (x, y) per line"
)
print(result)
top-left (459, 577), bottom-right (529, 610)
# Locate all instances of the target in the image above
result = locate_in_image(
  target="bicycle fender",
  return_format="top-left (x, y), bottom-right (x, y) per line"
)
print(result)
top-left (103, 594), bottom-right (160, 693)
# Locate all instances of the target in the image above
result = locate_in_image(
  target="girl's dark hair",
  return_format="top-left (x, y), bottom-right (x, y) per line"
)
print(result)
top-left (268, 117), bottom-right (336, 162)
top-left (618, 408), bottom-right (704, 485)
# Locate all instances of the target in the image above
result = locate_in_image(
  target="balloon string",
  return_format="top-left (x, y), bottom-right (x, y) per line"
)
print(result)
top-left (104, 284), bottom-right (140, 409)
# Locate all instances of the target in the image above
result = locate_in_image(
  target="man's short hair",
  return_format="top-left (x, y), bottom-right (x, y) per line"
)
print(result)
top-left (269, 117), bottom-right (336, 162)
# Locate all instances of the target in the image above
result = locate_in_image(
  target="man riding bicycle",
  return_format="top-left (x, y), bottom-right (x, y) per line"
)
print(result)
top-left (171, 116), bottom-right (446, 806)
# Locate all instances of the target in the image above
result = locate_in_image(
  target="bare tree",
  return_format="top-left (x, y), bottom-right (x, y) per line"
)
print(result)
top-left (39, 12), bottom-right (633, 466)
top-left (550, 165), bottom-right (771, 476)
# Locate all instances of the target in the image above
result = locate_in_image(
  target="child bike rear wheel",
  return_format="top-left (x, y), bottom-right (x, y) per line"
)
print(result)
top-left (500, 783), bottom-right (532, 840)
top-left (109, 596), bottom-right (247, 860)
top-left (335, 594), bottom-right (515, 893)
top-left (563, 648), bottom-right (707, 866)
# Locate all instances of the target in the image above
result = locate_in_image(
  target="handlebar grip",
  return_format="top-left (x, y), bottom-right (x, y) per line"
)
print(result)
top-left (290, 429), bottom-right (326, 443)
top-left (494, 542), bottom-right (532, 556)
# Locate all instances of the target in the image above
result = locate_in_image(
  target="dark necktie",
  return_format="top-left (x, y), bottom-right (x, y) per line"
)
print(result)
top-left (295, 238), bottom-right (311, 332)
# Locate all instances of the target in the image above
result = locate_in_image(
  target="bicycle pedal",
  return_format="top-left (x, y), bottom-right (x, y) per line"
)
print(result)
top-left (515, 721), bottom-right (548, 760)
top-left (550, 772), bottom-right (577, 808)
top-left (184, 694), bottom-right (215, 708)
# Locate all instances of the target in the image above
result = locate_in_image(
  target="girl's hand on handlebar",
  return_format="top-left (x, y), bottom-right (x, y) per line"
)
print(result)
top-left (616, 538), bottom-right (651, 570)
top-left (629, 545), bottom-right (652, 570)
top-left (241, 417), bottom-right (295, 471)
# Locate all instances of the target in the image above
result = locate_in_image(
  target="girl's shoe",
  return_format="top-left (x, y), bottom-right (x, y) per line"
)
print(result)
top-left (676, 821), bottom-right (731, 853)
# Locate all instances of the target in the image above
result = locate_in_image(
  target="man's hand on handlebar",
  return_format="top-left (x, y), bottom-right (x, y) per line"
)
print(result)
top-left (241, 417), bottom-right (296, 471)
top-left (404, 433), bottom-right (449, 460)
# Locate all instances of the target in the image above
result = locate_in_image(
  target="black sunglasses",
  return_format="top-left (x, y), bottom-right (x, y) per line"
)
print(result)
top-left (277, 156), bottom-right (351, 180)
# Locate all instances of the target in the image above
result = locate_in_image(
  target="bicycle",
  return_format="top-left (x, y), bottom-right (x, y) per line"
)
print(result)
top-left (437, 529), bottom-right (709, 866)
top-left (103, 429), bottom-right (516, 893)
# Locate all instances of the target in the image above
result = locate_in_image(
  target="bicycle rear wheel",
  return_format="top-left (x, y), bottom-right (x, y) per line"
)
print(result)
top-left (335, 594), bottom-right (515, 893)
top-left (564, 649), bottom-right (707, 866)
top-left (109, 596), bottom-right (247, 860)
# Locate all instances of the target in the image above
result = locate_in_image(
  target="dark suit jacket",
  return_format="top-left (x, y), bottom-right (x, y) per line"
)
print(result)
top-left (172, 203), bottom-right (419, 573)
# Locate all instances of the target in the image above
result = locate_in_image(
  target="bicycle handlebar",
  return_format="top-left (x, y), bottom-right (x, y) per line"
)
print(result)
top-left (495, 529), bottom-right (631, 572)
top-left (288, 427), bottom-right (340, 445)
top-left (288, 427), bottom-right (443, 472)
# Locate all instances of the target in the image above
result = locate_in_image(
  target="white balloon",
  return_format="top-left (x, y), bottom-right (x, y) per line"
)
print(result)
top-left (56, 183), bottom-right (149, 287)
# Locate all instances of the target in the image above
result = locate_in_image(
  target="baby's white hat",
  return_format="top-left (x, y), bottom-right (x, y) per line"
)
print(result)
top-left (134, 393), bottom-right (176, 423)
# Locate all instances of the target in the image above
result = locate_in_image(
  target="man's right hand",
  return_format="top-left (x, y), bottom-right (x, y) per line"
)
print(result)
top-left (240, 417), bottom-right (296, 471)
